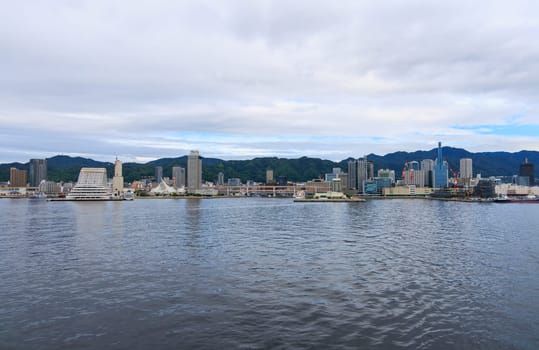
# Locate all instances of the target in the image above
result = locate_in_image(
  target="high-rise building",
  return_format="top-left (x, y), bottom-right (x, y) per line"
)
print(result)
top-left (266, 169), bottom-right (274, 184)
top-left (347, 160), bottom-right (357, 190)
top-left (29, 159), bottom-right (47, 187)
top-left (520, 159), bottom-right (535, 186)
top-left (172, 166), bottom-right (186, 188)
top-left (459, 158), bottom-right (473, 186)
top-left (433, 142), bottom-right (448, 188)
top-left (347, 157), bottom-right (369, 193)
top-left (10, 168), bottom-right (27, 187)
top-left (112, 158), bottom-right (124, 198)
top-left (187, 150), bottom-right (202, 193)
top-left (421, 159), bottom-right (434, 187)
top-left (155, 166), bottom-right (163, 183)
top-left (402, 169), bottom-right (426, 187)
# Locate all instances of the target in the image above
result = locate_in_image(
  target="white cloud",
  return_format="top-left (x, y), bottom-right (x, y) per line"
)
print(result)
top-left (1, 0), bottom-right (539, 163)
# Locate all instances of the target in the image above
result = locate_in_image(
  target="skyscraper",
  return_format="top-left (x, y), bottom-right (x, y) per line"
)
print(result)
top-left (29, 159), bottom-right (47, 187)
top-left (433, 142), bottom-right (448, 188)
top-left (187, 150), bottom-right (202, 193)
top-left (459, 158), bottom-right (473, 186)
top-left (520, 158), bottom-right (535, 186)
top-left (347, 157), bottom-right (368, 193)
top-left (421, 159), bottom-right (434, 187)
top-left (155, 166), bottom-right (163, 183)
top-left (172, 166), bottom-right (186, 188)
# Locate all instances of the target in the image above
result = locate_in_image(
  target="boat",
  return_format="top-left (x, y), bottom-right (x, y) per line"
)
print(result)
top-left (294, 191), bottom-right (366, 202)
top-left (494, 194), bottom-right (539, 203)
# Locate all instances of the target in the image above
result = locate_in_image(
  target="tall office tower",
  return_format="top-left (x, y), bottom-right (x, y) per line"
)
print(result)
top-left (520, 158), bottom-right (535, 186)
top-left (112, 158), bottom-right (124, 198)
top-left (187, 150), bottom-right (202, 193)
top-left (10, 168), bottom-right (27, 187)
top-left (421, 159), bottom-right (434, 187)
top-left (266, 169), bottom-right (274, 184)
top-left (172, 166), bottom-right (186, 188)
top-left (29, 159), bottom-right (47, 187)
top-left (348, 157), bottom-right (369, 193)
top-left (347, 160), bottom-right (357, 190)
top-left (433, 142), bottom-right (448, 188)
top-left (155, 166), bottom-right (163, 183)
top-left (459, 158), bottom-right (473, 186)
top-left (217, 172), bottom-right (225, 186)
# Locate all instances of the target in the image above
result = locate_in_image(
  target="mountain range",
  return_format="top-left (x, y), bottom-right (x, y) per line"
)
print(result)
top-left (1, 147), bottom-right (537, 183)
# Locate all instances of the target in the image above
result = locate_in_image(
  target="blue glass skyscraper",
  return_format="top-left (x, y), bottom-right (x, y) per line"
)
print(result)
top-left (433, 142), bottom-right (448, 188)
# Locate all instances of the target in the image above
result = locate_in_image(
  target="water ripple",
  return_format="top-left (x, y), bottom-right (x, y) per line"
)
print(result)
top-left (0, 198), bottom-right (538, 349)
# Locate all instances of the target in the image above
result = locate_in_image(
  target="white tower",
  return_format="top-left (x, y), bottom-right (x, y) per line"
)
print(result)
top-left (112, 158), bottom-right (124, 198)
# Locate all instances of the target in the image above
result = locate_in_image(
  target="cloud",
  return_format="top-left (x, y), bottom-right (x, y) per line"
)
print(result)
top-left (1, 0), bottom-right (539, 163)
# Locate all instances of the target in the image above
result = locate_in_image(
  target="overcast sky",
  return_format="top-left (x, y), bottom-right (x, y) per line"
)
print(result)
top-left (1, 0), bottom-right (538, 163)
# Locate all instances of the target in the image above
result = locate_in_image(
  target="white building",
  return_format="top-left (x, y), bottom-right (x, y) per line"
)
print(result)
top-left (67, 168), bottom-right (111, 200)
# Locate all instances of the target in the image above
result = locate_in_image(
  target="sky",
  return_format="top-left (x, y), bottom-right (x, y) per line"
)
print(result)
top-left (1, 0), bottom-right (539, 163)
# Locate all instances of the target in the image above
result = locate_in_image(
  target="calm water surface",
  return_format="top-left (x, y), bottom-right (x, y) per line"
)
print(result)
top-left (0, 198), bottom-right (538, 349)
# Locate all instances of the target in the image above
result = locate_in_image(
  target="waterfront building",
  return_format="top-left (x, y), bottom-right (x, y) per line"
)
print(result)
top-left (266, 169), bottom-right (274, 184)
top-left (460, 158), bottom-right (473, 187)
top-left (421, 159), bottom-right (434, 187)
top-left (348, 157), bottom-right (369, 193)
top-left (39, 180), bottom-right (61, 195)
top-left (433, 142), bottom-right (448, 188)
top-left (402, 169), bottom-right (426, 187)
top-left (520, 159), bottom-right (535, 186)
top-left (151, 180), bottom-right (183, 195)
top-left (474, 179), bottom-right (496, 199)
top-left (29, 159), bottom-right (47, 187)
top-left (330, 178), bottom-right (342, 192)
top-left (9, 168), bottom-right (27, 187)
top-left (383, 186), bottom-right (434, 197)
top-left (67, 168), bottom-right (111, 200)
top-left (305, 179), bottom-right (330, 194)
top-left (375, 177), bottom-right (393, 192)
top-left (172, 166), bottom-right (186, 188)
top-left (112, 159), bottom-right (124, 199)
top-left (155, 166), bottom-right (163, 184)
top-left (187, 150), bottom-right (202, 193)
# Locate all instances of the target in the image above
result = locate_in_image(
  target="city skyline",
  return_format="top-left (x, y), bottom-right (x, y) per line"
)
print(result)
top-left (1, 1), bottom-right (539, 163)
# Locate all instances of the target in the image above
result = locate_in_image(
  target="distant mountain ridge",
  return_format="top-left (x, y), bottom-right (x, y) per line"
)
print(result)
top-left (1, 147), bottom-right (537, 183)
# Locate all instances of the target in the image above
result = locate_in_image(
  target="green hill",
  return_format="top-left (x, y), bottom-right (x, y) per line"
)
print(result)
top-left (1, 147), bottom-right (537, 183)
